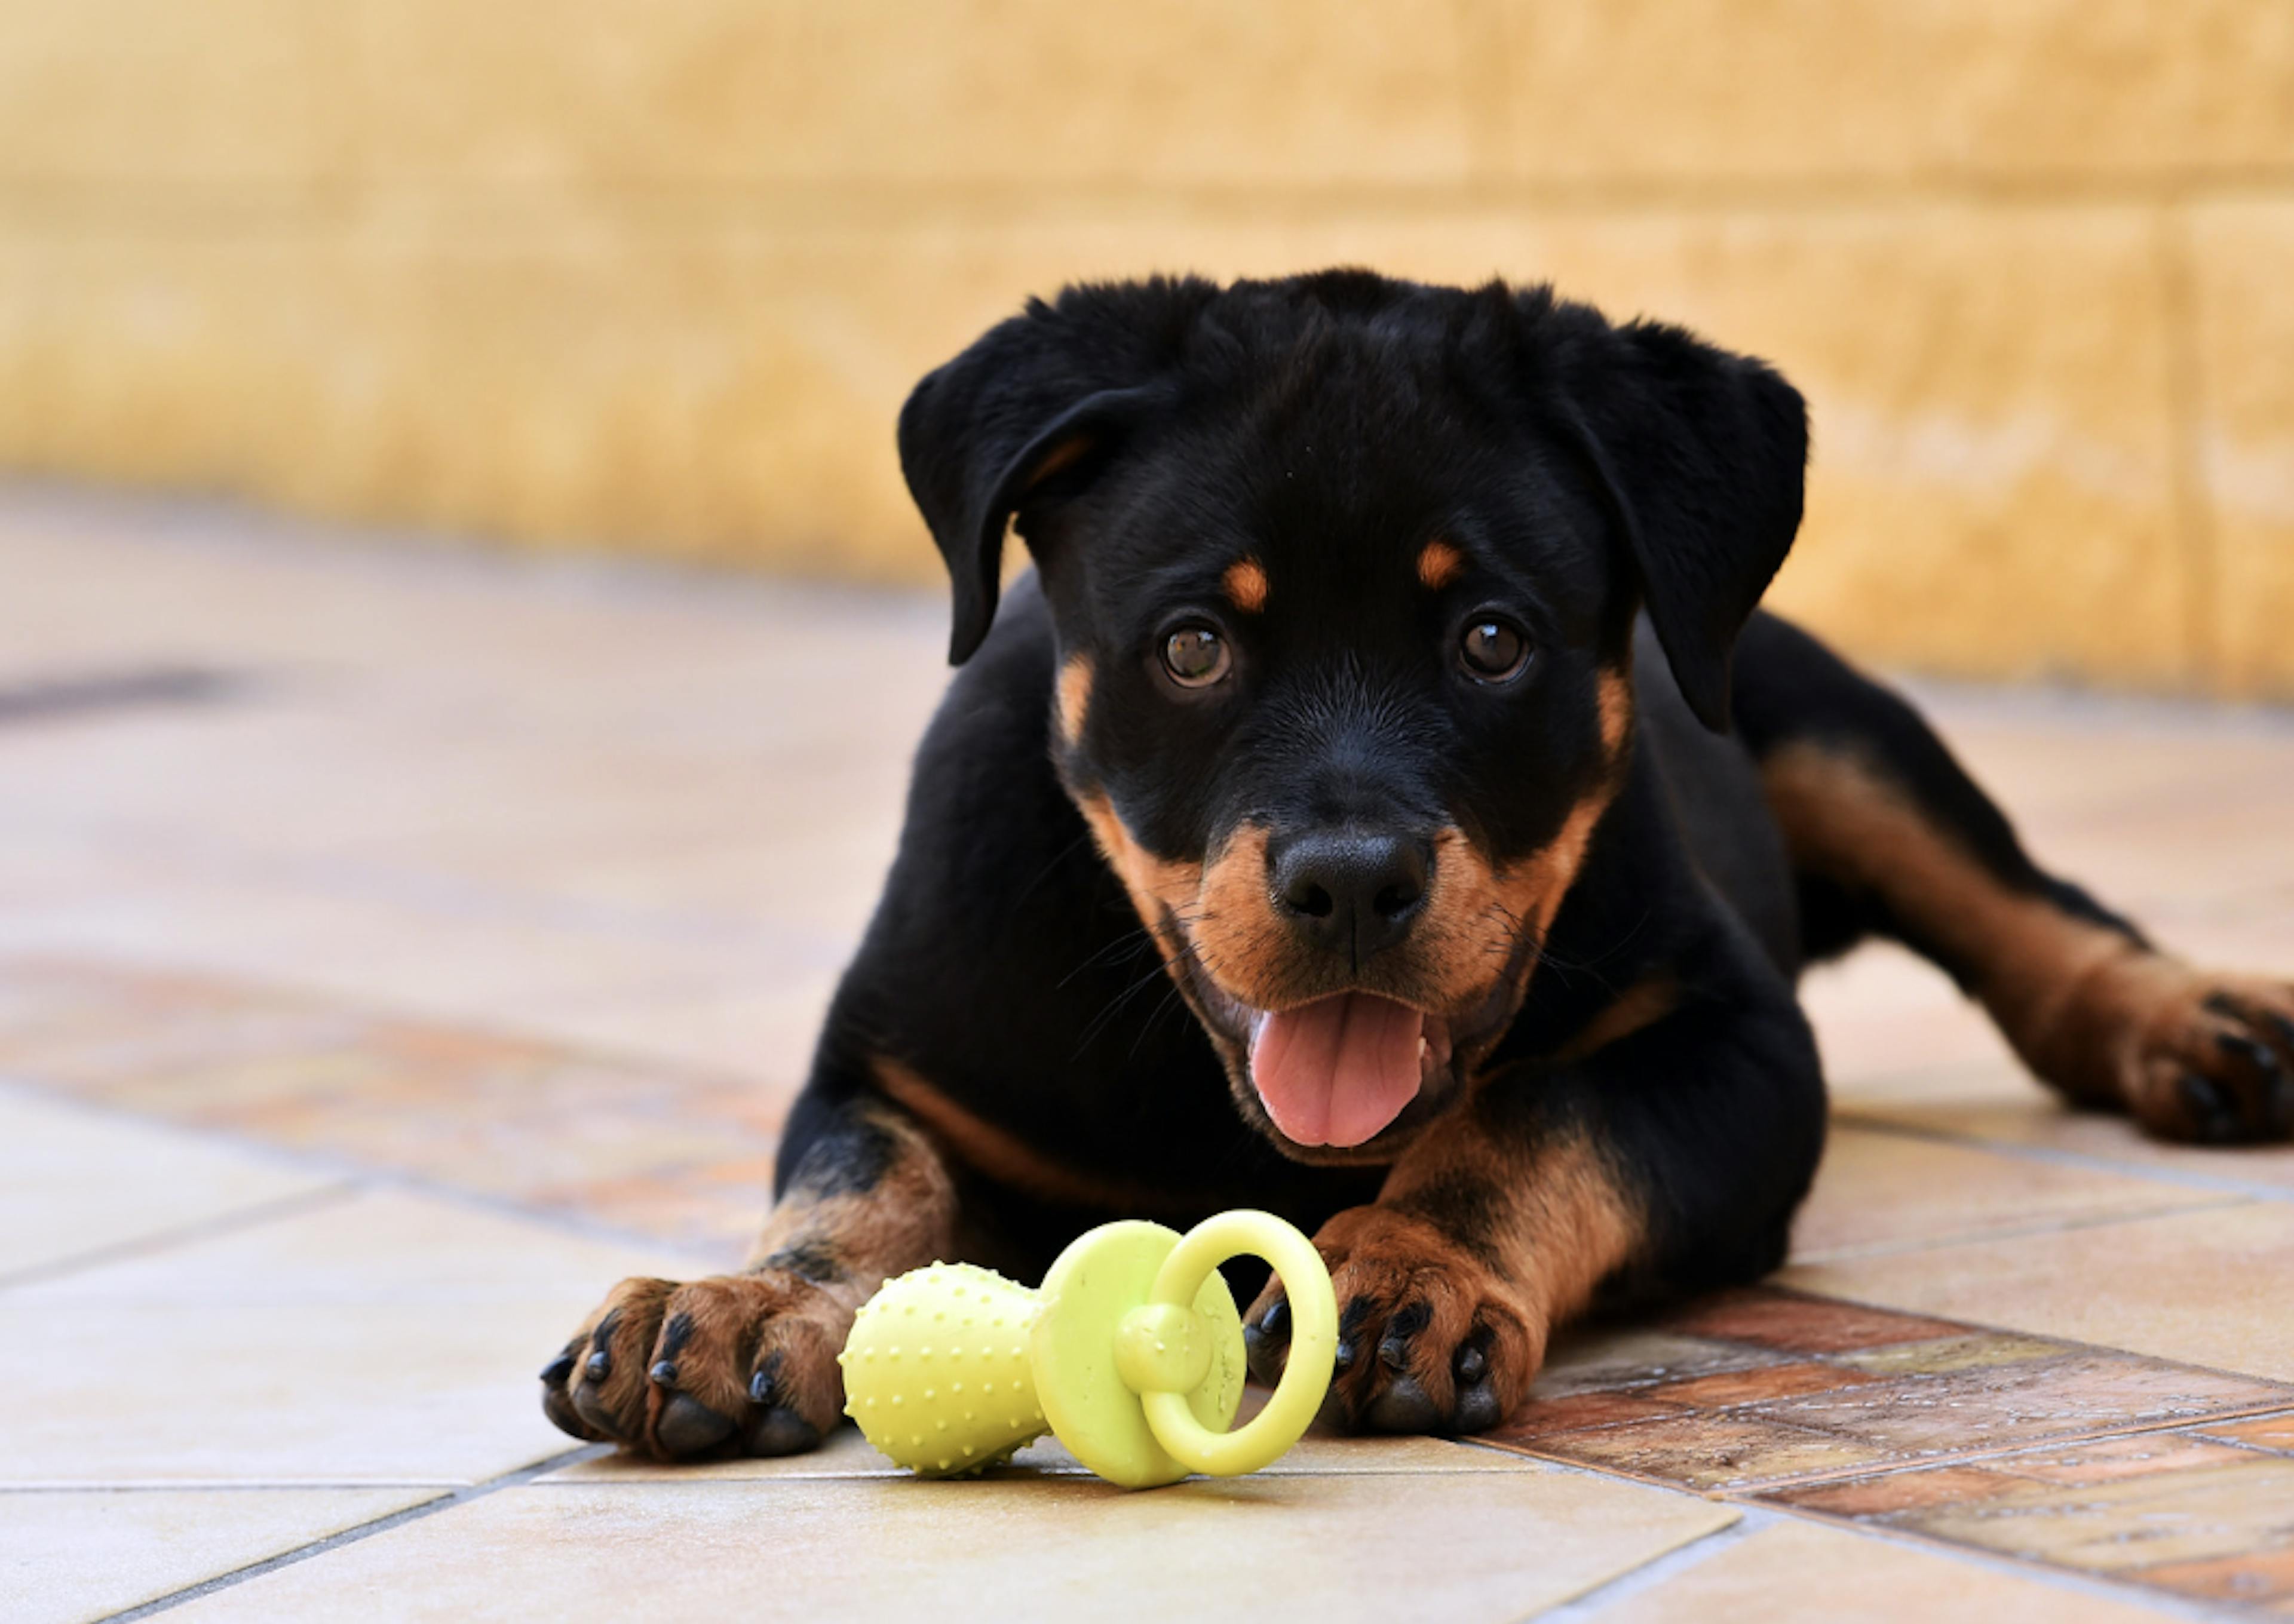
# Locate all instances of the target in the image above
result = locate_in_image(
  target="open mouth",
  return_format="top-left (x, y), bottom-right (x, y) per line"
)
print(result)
top-left (1154, 901), bottom-right (1532, 1159)
top-left (1246, 994), bottom-right (1454, 1148)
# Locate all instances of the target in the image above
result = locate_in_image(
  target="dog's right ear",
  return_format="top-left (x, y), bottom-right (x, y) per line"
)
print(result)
top-left (897, 279), bottom-right (1212, 664)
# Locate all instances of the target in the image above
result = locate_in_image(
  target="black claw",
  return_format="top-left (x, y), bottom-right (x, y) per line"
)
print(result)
top-left (1453, 1343), bottom-right (1488, 1386)
top-left (1243, 1300), bottom-right (1290, 1368)
top-left (1332, 1339), bottom-right (1358, 1375)
top-left (2270, 1072), bottom-right (2294, 1135)
top-left (2218, 1030), bottom-right (2282, 1077)
top-left (655, 1393), bottom-right (738, 1457)
top-left (1377, 1301), bottom-right (1430, 1374)
top-left (2178, 1072), bottom-right (2241, 1143)
top-left (539, 1352), bottom-right (576, 1384)
top-left (541, 1384), bottom-right (596, 1441)
top-left (2204, 991), bottom-right (2246, 1022)
top-left (1243, 1316), bottom-right (1290, 1387)
top-left (747, 1349), bottom-right (786, 1408)
top-left (649, 1359), bottom-right (679, 1389)
top-left (584, 1349), bottom-right (611, 1383)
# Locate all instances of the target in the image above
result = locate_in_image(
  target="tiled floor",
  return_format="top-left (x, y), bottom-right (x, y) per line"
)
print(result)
top-left (4, 486), bottom-right (2294, 1620)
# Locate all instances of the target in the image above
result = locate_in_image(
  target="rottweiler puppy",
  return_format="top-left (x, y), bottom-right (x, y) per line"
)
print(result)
top-left (542, 270), bottom-right (2294, 1459)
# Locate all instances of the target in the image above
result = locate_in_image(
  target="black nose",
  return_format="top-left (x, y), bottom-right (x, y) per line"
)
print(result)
top-left (1271, 830), bottom-right (1430, 966)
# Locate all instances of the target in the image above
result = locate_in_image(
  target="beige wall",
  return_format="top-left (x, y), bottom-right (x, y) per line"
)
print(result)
top-left (4, 2), bottom-right (2293, 695)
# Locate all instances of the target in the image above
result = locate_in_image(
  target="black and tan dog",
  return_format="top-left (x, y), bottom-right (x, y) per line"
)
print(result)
top-left (541, 270), bottom-right (2294, 1458)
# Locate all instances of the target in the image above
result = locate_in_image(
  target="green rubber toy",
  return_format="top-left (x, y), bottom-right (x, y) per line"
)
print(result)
top-left (838, 1209), bottom-right (1339, 1489)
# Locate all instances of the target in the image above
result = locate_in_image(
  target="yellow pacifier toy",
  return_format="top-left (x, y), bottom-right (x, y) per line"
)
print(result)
top-left (838, 1209), bottom-right (1338, 1489)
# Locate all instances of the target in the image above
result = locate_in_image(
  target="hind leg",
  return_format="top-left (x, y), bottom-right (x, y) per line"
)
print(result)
top-left (1732, 612), bottom-right (2294, 1144)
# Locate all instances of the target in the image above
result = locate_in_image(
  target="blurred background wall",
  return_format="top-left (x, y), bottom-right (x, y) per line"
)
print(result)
top-left (3, 1), bottom-right (2291, 696)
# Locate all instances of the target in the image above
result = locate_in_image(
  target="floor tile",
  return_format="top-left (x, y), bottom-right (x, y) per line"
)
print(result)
top-left (2130, 1544), bottom-right (2294, 1611)
top-left (1764, 1436), bottom-right (2294, 1603)
top-left (0, 1088), bottom-right (337, 1279)
top-left (0, 960), bottom-right (786, 1255)
top-left (1781, 1202), bottom-right (2294, 1384)
top-left (162, 1473), bottom-right (1740, 1623)
top-left (1532, 1325), bottom-right (1781, 1396)
top-left (1789, 1125), bottom-right (2228, 1263)
top-left (1798, 944), bottom-right (2017, 1089)
top-left (1489, 1287), bottom-right (2294, 1493)
top-left (1829, 1332), bottom-right (2074, 1378)
top-left (1747, 1349), bottom-right (2286, 1457)
top-left (0, 1486), bottom-right (436, 1624)
top-left (1598, 1518), bottom-right (2175, 1623)
top-left (5, 504), bottom-right (2292, 1616)
top-left (1643, 1359), bottom-right (1878, 1408)
top-left (1656, 1290), bottom-right (1969, 1354)
top-left (1505, 1411), bottom-right (1900, 1492)
top-left (0, 1189), bottom-right (694, 1484)
top-left (1845, 1072), bottom-right (2294, 1197)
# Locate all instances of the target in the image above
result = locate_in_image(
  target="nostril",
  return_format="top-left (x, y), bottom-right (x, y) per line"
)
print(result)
top-left (1284, 877), bottom-right (1336, 920)
top-left (1372, 880), bottom-right (1422, 920)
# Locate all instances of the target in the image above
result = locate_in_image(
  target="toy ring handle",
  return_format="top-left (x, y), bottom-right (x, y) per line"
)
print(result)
top-left (1138, 1209), bottom-right (1336, 1476)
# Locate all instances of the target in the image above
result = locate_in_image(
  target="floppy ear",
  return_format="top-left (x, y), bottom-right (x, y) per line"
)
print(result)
top-left (1547, 308), bottom-right (1808, 732)
top-left (896, 280), bottom-right (1210, 664)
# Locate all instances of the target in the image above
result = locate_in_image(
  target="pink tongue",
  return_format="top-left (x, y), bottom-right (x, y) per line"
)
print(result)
top-left (1249, 993), bottom-right (1425, 1148)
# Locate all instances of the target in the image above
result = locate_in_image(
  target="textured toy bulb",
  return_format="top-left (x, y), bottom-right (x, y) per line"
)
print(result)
top-left (837, 1261), bottom-right (1048, 1476)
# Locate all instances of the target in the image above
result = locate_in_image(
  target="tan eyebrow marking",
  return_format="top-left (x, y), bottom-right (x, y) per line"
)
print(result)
top-left (1222, 558), bottom-right (1270, 613)
top-left (1417, 539), bottom-right (1465, 591)
top-left (1055, 654), bottom-right (1093, 742)
top-left (1596, 667), bottom-right (1634, 759)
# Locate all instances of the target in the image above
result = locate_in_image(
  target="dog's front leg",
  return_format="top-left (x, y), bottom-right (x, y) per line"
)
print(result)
top-left (1245, 957), bottom-right (1826, 1436)
top-left (540, 1093), bottom-right (955, 1460)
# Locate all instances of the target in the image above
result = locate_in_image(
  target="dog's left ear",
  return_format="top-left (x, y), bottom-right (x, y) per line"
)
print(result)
top-left (1542, 302), bottom-right (1808, 732)
top-left (898, 278), bottom-right (1211, 665)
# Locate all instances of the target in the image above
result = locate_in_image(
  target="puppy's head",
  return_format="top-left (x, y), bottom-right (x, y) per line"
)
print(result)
top-left (898, 272), bottom-right (1805, 1164)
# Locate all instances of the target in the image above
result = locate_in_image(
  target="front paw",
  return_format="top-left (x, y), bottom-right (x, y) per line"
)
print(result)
top-left (539, 1269), bottom-right (850, 1461)
top-left (1243, 1206), bottom-right (1542, 1437)
top-left (2117, 974), bottom-right (2294, 1144)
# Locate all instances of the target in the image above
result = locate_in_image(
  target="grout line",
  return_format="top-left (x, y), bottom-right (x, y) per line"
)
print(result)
top-left (94, 1445), bottom-right (610, 1623)
top-left (0, 1181), bottom-right (365, 1292)
top-left (1833, 1108), bottom-right (2294, 1204)
top-left (0, 1074), bottom-right (732, 1270)
top-left (1525, 1508), bottom-right (1773, 1620)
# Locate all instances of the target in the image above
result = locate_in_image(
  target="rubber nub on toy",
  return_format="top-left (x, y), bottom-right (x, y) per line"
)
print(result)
top-left (838, 1261), bottom-right (1048, 1477)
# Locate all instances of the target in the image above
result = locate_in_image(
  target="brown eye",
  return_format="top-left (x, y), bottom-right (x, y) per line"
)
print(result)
top-left (1459, 618), bottom-right (1529, 683)
top-left (1161, 623), bottom-right (1231, 688)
